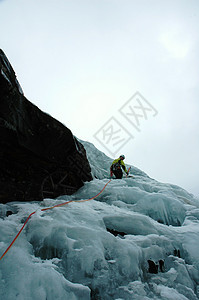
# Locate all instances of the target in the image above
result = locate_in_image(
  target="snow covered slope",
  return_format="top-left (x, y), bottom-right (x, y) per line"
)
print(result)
top-left (0, 141), bottom-right (199, 300)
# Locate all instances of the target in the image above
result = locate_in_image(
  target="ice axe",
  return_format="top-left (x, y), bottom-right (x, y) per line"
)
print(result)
top-left (126, 167), bottom-right (134, 178)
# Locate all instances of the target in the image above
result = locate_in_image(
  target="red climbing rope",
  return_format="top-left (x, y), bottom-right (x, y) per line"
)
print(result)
top-left (0, 179), bottom-right (112, 261)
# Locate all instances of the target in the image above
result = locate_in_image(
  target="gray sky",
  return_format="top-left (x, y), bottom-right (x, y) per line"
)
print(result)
top-left (0, 0), bottom-right (198, 197)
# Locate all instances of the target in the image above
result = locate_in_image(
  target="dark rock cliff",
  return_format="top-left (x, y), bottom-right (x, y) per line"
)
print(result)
top-left (0, 49), bottom-right (92, 204)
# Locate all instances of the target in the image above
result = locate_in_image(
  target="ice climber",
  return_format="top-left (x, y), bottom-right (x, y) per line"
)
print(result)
top-left (110, 155), bottom-right (129, 179)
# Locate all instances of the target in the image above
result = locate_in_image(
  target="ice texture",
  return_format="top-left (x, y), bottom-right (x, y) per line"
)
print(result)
top-left (0, 141), bottom-right (199, 299)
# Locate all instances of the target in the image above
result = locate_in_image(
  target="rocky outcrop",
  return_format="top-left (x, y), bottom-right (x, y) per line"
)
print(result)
top-left (0, 49), bottom-right (92, 204)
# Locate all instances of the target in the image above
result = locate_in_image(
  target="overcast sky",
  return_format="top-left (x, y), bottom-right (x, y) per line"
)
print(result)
top-left (0, 0), bottom-right (198, 197)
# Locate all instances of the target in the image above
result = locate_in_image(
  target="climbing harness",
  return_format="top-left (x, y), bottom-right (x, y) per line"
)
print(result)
top-left (112, 162), bottom-right (121, 171)
top-left (0, 179), bottom-right (112, 261)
